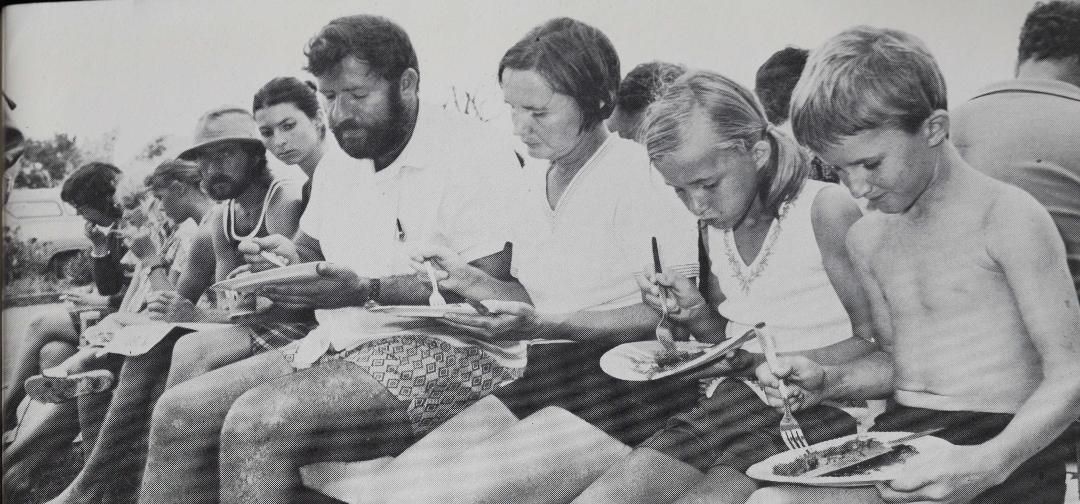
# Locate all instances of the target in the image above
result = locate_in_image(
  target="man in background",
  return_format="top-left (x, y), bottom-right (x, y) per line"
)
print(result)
top-left (952, 0), bottom-right (1080, 299)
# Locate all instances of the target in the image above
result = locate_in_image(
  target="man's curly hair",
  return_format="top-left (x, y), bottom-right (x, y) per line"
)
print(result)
top-left (1019, 1), bottom-right (1080, 63)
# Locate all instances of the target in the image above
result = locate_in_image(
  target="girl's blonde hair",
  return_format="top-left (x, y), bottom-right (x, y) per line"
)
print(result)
top-left (642, 70), bottom-right (810, 217)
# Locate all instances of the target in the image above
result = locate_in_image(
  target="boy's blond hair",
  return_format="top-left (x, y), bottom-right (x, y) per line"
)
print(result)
top-left (790, 26), bottom-right (948, 153)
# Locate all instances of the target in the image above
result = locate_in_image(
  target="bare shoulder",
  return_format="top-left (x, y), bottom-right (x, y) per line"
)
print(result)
top-left (984, 181), bottom-right (1062, 257)
top-left (845, 211), bottom-right (891, 262)
top-left (811, 184), bottom-right (863, 229)
top-left (266, 178), bottom-right (304, 235)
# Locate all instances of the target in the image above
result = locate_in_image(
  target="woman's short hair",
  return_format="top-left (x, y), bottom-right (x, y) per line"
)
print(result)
top-left (304, 15), bottom-right (419, 86)
top-left (790, 26), bottom-right (947, 154)
top-left (499, 17), bottom-right (620, 132)
top-left (253, 77), bottom-right (322, 121)
top-left (642, 70), bottom-right (810, 218)
top-left (145, 158), bottom-right (201, 191)
top-left (61, 162), bottom-right (122, 218)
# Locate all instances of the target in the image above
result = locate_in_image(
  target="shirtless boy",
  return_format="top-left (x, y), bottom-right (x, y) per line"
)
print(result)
top-left (748, 26), bottom-right (1080, 504)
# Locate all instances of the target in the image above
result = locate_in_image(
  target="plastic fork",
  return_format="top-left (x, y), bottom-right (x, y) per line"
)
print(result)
top-left (652, 237), bottom-right (677, 352)
top-left (424, 261), bottom-right (447, 307)
top-left (754, 324), bottom-right (808, 450)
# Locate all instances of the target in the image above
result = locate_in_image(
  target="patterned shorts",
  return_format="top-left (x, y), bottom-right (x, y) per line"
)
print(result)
top-left (246, 321), bottom-right (316, 356)
top-left (337, 334), bottom-right (524, 436)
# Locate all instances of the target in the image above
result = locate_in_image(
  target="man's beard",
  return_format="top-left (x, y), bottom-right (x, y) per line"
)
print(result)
top-left (203, 174), bottom-right (245, 201)
top-left (332, 89), bottom-right (408, 160)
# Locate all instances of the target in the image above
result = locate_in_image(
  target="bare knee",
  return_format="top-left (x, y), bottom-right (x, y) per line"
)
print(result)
top-left (26, 309), bottom-right (75, 343)
top-left (149, 384), bottom-right (211, 445)
top-left (38, 341), bottom-right (77, 368)
top-left (746, 487), bottom-right (797, 504)
top-left (166, 334), bottom-right (215, 386)
top-left (220, 387), bottom-right (300, 449)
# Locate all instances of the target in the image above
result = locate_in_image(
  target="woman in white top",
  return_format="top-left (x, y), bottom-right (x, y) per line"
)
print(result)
top-left (571, 70), bottom-right (877, 504)
top-left (252, 76), bottom-right (326, 209)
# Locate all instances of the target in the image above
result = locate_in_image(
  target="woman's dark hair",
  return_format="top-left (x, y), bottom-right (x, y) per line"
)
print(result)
top-left (61, 161), bottom-right (122, 218)
top-left (499, 17), bottom-right (620, 133)
top-left (253, 77), bottom-right (321, 120)
top-left (304, 15), bottom-right (419, 87)
top-left (1018, 1), bottom-right (1080, 63)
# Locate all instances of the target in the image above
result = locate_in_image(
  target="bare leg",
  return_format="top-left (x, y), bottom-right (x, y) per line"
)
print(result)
top-left (165, 325), bottom-right (260, 387)
top-left (746, 485), bottom-right (880, 504)
top-left (3, 308), bottom-right (79, 424)
top-left (572, 447), bottom-right (703, 504)
top-left (2, 341), bottom-right (80, 497)
top-left (48, 341), bottom-right (179, 504)
top-left (218, 358), bottom-right (414, 504)
top-left (139, 349), bottom-right (293, 504)
top-left (671, 465), bottom-right (758, 504)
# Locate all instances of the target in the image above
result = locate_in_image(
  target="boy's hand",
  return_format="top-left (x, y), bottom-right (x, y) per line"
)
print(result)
top-left (755, 355), bottom-right (827, 412)
top-left (440, 300), bottom-right (543, 341)
top-left (635, 272), bottom-right (708, 324)
top-left (239, 235), bottom-right (298, 272)
top-left (877, 444), bottom-right (1006, 504)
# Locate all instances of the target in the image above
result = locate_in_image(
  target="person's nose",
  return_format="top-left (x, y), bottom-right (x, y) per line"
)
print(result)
top-left (842, 167), bottom-right (872, 199)
top-left (510, 109), bottom-right (532, 138)
top-left (686, 188), bottom-right (711, 217)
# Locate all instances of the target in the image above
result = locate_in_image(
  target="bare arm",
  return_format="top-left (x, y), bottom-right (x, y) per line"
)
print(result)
top-left (176, 216), bottom-right (219, 303)
top-left (978, 189), bottom-right (1080, 477)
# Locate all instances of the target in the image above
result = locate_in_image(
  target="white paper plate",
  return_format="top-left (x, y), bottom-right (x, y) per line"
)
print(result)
top-left (746, 431), bottom-right (952, 487)
top-left (599, 331), bottom-right (755, 381)
top-left (368, 303), bottom-right (478, 318)
top-left (210, 262), bottom-right (323, 292)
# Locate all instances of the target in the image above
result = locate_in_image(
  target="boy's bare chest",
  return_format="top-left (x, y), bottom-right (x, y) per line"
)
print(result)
top-left (870, 219), bottom-right (1002, 311)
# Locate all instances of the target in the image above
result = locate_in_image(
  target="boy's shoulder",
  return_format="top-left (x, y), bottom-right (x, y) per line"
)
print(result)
top-left (983, 177), bottom-right (1057, 234)
top-left (845, 211), bottom-right (893, 259)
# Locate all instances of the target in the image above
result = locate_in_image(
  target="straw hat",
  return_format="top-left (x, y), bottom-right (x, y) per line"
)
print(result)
top-left (178, 106), bottom-right (264, 160)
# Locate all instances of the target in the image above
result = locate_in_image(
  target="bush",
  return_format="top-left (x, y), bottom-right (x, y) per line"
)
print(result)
top-left (3, 225), bottom-right (49, 283)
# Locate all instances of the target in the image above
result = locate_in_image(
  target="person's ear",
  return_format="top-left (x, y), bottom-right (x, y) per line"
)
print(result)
top-left (924, 110), bottom-right (949, 147)
top-left (751, 139), bottom-right (772, 170)
top-left (399, 68), bottom-right (419, 96)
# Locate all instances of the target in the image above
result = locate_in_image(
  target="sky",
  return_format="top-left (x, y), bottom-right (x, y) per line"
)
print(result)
top-left (3, 0), bottom-right (1040, 163)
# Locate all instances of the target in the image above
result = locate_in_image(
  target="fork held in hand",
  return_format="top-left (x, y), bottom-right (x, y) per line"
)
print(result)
top-left (651, 237), bottom-right (676, 352)
top-left (754, 324), bottom-right (808, 450)
top-left (424, 261), bottom-right (447, 307)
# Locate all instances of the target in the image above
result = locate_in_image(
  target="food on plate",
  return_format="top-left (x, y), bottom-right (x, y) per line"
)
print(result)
top-left (642, 348), bottom-right (705, 377)
top-left (772, 437), bottom-right (919, 477)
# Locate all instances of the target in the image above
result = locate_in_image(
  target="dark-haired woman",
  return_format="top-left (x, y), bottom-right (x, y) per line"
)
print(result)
top-left (253, 76), bottom-right (327, 209)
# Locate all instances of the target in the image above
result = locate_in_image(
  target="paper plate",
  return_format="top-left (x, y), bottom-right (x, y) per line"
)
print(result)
top-left (368, 303), bottom-right (478, 318)
top-left (210, 262), bottom-right (323, 292)
top-left (746, 431), bottom-right (952, 487)
top-left (599, 331), bottom-right (754, 381)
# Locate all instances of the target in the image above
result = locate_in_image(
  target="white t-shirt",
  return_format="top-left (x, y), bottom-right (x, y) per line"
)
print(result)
top-left (297, 104), bottom-right (525, 367)
top-left (512, 136), bottom-right (698, 332)
top-left (711, 179), bottom-right (855, 353)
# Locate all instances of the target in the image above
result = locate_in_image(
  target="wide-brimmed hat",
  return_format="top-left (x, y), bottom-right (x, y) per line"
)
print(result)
top-left (178, 106), bottom-right (264, 161)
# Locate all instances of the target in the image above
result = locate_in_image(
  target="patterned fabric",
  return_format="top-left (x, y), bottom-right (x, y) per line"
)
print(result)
top-left (337, 334), bottom-right (523, 436)
top-left (246, 321), bottom-right (317, 355)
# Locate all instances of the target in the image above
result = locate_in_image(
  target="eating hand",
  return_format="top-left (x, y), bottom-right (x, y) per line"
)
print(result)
top-left (755, 355), bottom-right (827, 412)
top-left (61, 291), bottom-right (112, 310)
top-left (877, 444), bottom-right (1006, 503)
top-left (256, 262), bottom-right (369, 310)
top-left (441, 300), bottom-right (545, 341)
top-left (84, 221), bottom-right (111, 254)
top-left (145, 290), bottom-right (199, 322)
top-left (239, 235), bottom-right (297, 272)
top-left (635, 271), bottom-right (708, 323)
top-left (408, 243), bottom-right (485, 296)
